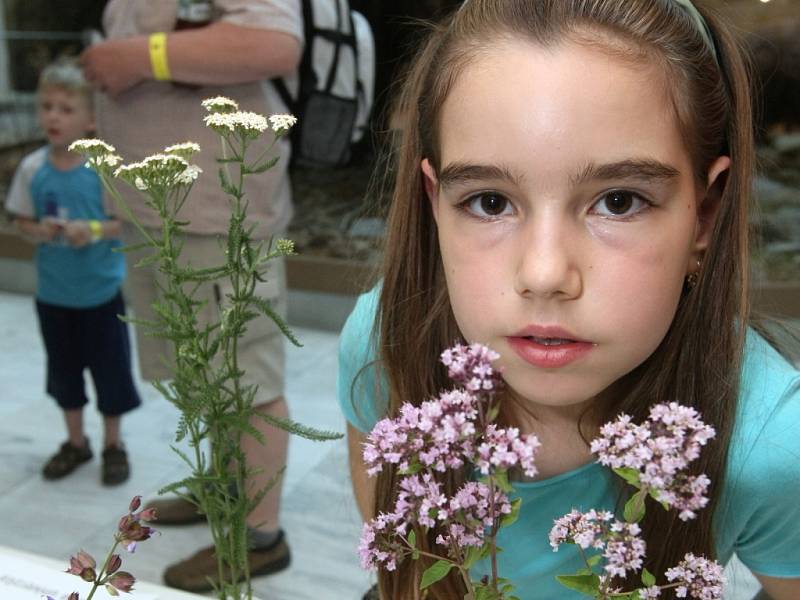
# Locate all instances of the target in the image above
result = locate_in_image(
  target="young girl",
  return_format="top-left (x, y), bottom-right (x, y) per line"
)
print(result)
top-left (338, 0), bottom-right (800, 598)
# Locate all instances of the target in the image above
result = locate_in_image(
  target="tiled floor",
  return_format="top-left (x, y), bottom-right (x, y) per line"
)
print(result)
top-left (0, 289), bottom-right (372, 599)
top-left (0, 289), bottom-right (762, 600)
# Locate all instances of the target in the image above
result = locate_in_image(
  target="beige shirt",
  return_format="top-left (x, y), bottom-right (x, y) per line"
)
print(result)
top-left (95, 0), bottom-right (302, 238)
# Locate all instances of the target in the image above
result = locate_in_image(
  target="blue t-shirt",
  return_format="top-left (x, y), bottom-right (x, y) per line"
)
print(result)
top-left (337, 287), bottom-right (800, 598)
top-left (5, 147), bottom-right (125, 308)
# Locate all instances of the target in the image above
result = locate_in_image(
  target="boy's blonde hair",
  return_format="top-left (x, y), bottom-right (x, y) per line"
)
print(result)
top-left (38, 56), bottom-right (93, 108)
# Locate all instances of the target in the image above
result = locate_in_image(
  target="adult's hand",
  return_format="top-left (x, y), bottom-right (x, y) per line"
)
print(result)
top-left (80, 37), bottom-right (149, 97)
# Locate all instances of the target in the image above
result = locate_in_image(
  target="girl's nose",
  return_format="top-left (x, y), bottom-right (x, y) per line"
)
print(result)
top-left (514, 215), bottom-right (582, 300)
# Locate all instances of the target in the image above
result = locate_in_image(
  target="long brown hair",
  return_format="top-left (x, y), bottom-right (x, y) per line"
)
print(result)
top-left (372, 1), bottom-right (755, 597)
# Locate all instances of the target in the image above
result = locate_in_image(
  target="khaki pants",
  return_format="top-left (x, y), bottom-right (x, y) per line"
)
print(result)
top-left (123, 225), bottom-right (287, 404)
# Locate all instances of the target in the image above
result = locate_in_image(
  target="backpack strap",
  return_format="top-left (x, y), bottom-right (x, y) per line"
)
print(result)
top-left (271, 0), bottom-right (314, 113)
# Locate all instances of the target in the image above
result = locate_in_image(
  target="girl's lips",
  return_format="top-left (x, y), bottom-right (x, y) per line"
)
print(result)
top-left (506, 335), bottom-right (594, 369)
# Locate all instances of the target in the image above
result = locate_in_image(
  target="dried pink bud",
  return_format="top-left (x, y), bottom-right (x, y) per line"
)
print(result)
top-left (105, 553), bottom-right (122, 575)
top-left (67, 551), bottom-right (96, 575)
top-left (68, 594), bottom-right (80, 600)
top-left (107, 571), bottom-right (136, 592)
top-left (129, 496), bottom-right (142, 512)
top-left (137, 507), bottom-right (157, 522)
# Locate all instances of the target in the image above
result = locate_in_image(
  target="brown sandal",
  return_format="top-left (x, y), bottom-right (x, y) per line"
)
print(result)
top-left (42, 440), bottom-right (93, 480)
top-left (102, 445), bottom-right (130, 486)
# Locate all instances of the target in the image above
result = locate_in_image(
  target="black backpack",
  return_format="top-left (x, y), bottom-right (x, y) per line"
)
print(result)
top-left (273, 0), bottom-right (375, 168)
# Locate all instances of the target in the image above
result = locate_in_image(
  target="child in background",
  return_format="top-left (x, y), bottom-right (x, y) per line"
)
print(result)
top-left (5, 57), bottom-right (140, 486)
top-left (337, 0), bottom-right (800, 598)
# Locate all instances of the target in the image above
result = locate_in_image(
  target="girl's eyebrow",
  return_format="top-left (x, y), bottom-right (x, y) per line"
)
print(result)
top-left (571, 159), bottom-right (680, 185)
top-left (436, 159), bottom-right (680, 189)
top-left (437, 162), bottom-right (523, 188)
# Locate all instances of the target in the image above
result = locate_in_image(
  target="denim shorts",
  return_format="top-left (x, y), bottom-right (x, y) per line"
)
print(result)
top-left (36, 292), bottom-right (141, 416)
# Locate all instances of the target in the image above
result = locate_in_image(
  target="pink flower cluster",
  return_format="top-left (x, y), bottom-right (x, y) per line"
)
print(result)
top-left (440, 343), bottom-right (503, 391)
top-left (590, 402), bottom-right (716, 520)
top-left (549, 509), bottom-right (645, 579)
top-left (476, 424), bottom-right (540, 478)
top-left (665, 553), bottom-right (725, 599)
top-left (359, 343), bottom-right (538, 573)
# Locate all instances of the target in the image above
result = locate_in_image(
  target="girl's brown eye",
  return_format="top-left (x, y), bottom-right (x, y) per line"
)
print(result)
top-left (604, 191), bottom-right (634, 214)
top-left (482, 194), bottom-right (507, 215)
top-left (592, 190), bottom-right (650, 217)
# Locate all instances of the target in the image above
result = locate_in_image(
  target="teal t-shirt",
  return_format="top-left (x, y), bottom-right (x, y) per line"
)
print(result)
top-left (5, 147), bottom-right (125, 308)
top-left (337, 287), bottom-right (800, 598)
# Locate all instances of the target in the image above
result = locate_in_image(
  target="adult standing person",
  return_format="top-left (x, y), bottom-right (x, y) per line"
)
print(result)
top-left (80, 0), bottom-right (302, 592)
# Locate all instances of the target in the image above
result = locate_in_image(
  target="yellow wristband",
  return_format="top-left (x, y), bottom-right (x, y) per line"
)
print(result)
top-left (148, 32), bottom-right (171, 81)
top-left (89, 220), bottom-right (103, 243)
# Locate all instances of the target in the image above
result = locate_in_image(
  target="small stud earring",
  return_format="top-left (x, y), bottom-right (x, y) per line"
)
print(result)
top-left (685, 259), bottom-right (701, 289)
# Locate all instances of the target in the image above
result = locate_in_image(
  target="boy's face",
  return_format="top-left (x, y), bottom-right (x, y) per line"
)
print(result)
top-left (423, 38), bottom-right (726, 419)
top-left (38, 86), bottom-right (94, 149)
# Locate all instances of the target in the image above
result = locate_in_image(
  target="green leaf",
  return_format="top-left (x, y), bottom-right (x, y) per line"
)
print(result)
top-left (613, 467), bottom-right (642, 489)
top-left (420, 560), bottom-right (453, 590)
top-left (641, 567), bottom-right (656, 587)
top-left (500, 497), bottom-right (522, 528)
top-left (487, 403), bottom-right (500, 422)
top-left (586, 554), bottom-right (602, 568)
top-left (254, 412), bottom-right (342, 441)
top-left (251, 295), bottom-right (303, 347)
top-left (555, 574), bottom-right (601, 596)
top-left (407, 530), bottom-right (416, 549)
top-left (624, 489), bottom-right (647, 523)
top-left (463, 544), bottom-right (486, 570)
top-left (493, 470), bottom-right (514, 494)
top-left (248, 155), bottom-right (280, 174)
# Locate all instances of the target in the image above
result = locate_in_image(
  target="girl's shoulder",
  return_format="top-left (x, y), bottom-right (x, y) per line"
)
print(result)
top-left (717, 329), bottom-right (800, 578)
top-left (728, 328), bottom-right (800, 482)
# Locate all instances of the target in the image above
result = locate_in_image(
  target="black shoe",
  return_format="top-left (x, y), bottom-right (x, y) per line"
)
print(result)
top-left (42, 440), bottom-right (92, 480)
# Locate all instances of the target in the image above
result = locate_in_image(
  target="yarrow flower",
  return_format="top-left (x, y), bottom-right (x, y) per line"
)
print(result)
top-left (268, 113), bottom-right (298, 132)
top-left (176, 164), bottom-right (203, 185)
top-left (201, 95), bottom-right (239, 113)
top-left (114, 154), bottom-right (193, 191)
top-left (665, 553), bottom-right (724, 599)
top-left (204, 111), bottom-right (269, 137)
top-left (69, 138), bottom-right (115, 155)
top-left (164, 141), bottom-right (201, 159)
top-left (590, 402), bottom-right (715, 520)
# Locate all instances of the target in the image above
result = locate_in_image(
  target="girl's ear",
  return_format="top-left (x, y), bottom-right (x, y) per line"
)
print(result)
top-left (691, 155), bottom-right (731, 258)
top-left (421, 158), bottom-right (440, 223)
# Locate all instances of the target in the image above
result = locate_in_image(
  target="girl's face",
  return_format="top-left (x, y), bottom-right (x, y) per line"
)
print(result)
top-left (423, 38), bottom-right (728, 415)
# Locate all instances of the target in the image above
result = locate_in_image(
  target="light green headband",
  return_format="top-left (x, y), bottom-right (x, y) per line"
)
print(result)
top-left (672, 0), bottom-right (719, 64)
top-left (455, 0), bottom-right (719, 64)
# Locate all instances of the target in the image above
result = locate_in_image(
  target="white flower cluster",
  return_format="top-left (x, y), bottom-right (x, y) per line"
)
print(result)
top-left (201, 96), bottom-right (239, 113)
top-left (69, 138), bottom-right (116, 155)
top-left (268, 114), bottom-right (298, 133)
top-left (204, 111), bottom-right (269, 137)
top-left (113, 153), bottom-right (200, 190)
top-left (164, 142), bottom-right (201, 159)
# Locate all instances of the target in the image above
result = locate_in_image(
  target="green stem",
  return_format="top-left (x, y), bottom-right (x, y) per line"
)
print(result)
top-left (85, 538), bottom-right (121, 600)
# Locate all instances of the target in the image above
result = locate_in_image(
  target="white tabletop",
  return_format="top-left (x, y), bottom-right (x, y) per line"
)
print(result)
top-left (0, 544), bottom-right (206, 599)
